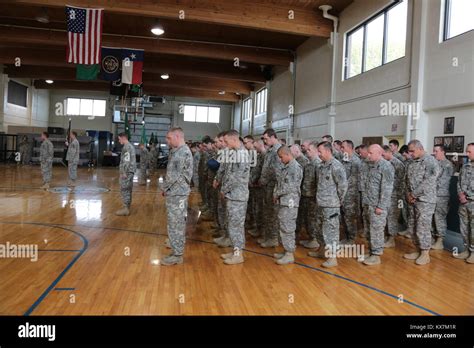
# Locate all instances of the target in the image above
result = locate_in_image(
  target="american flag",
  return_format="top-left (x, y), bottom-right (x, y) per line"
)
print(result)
top-left (66, 5), bottom-right (103, 64)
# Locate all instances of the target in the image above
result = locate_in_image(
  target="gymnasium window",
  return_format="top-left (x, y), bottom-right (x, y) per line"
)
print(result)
top-left (183, 105), bottom-right (220, 123)
top-left (7, 80), bottom-right (28, 107)
top-left (443, 0), bottom-right (474, 40)
top-left (242, 98), bottom-right (252, 121)
top-left (255, 88), bottom-right (267, 115)
top-left (66, 98), bottom-right (106, 117)
top-left (344, 0), bottom-right (407, 79)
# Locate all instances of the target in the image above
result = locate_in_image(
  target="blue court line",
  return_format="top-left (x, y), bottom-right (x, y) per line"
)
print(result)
top-left (38, 249), bottom-right (82, 252)
top-left (0, 221), bottom-right (88, 316)
top-left (0, 220), bottom-right (440, 316)
top-left (54, 288), bottom-right (75, 291)
top-left (45, 221), bottom-right (441, 316)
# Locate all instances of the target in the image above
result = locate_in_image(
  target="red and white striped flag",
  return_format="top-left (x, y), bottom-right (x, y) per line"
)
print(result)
top-left (66, 5), bottom-right (103, 64)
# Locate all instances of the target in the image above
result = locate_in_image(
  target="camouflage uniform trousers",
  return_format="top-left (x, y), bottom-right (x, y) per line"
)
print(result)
top-left (433, 196), bottom-right (450, 238)
top-left (459, 201), bottom-right (474, 252)
top-left (217, 193), bottom-right (227, 236)
top-left (205, 180), bottom-right (215, 213)
top-left (226, 199), bottom-right (247, 250)
top-left (296, 197), bottom-right (307, 236)
top-left (246, 187), bottom-right (258, 230)
top-left (316, 207), bottom-right (340, 255)
top-left (386, 196), bottom-right (401, 236)
top-left (120, 173), bottom-right (134, 208)
top-left (138, 165), bottom-right (147, 184)
top-left (298, 196), bottom-right (318, 239)
top-left (278, 205), bottom-right (298, 252)
top-left (199, 176), bottom-right (207, 205)
top-left (20, 149), bottom-right (29, 164)
top-left (254, 187), bottom-right (265, 234)
top-left (192, 173), bottom-right (199, 190)
top-left (263, 184), bottom-right (279, 241)
top-left (166, 195), bottom-right (189, 256)
top-left (68, 161), bottom-right (78, 181)
top-left (408, 201), bottom-right (436, 250)
top-left (41, 160), bottom-right (52, 183)
top-left (363, 204), bottom-right (388, 255)
top-left (341, 192), bottom-right (360, 241)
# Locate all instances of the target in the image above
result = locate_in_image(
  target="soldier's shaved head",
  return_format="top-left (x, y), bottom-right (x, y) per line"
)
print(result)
top-left (277, 145), bottom-right (293, 164)
top-left (367, 144), bottom-right (383, 162)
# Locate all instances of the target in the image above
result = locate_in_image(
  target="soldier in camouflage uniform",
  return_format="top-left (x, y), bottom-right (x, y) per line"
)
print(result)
top-left (431, 144), bottom-right (454, 250)
top-left (291, 144), bottom-right (309, 237)
top-left (382, 145), bottom-right (406, 248)
top-left (308, 141), bottom-right (347, 268)
top-left (273, 146), bottom-right (303, 265)
top-left (191, 143), bottom-right (200, 190)
top-left (358, 144), bottom-right (370, 238)
top-left (340, 140), bottom-right (361, 244)
top-left (198, 138), bottom-right (212, 211)
top-left (66, 131), bottom-right (80, 187)
top-left (39, 132), bottom-right (54, 189)
top-left (115, 133), bottom-right (136, 216)
top-left (202, 138), bottom-right (220, 222)
top-left (148, 143), bottom-right (157, 176)
top-left (19, 135), bottom-right (30, 165)
top-left (243, 136), bottom-right (260, 236)
top-left (389, 139), bottom-right (405, 163)
top-left (258, 128), bottom-right (282, 248)
top-left (213, 133), bottom-right (230, 246)
top-left (161, 127), bottom-right (193, 266)
top-left (218, 130), bottom-right (250, 265)
top-left (359, 145), bottom-right (394, 265)
top-left (404, 140), bottom-right (440, 266)
top-left (456, 143), bottom-right (474, 264)
top-left (299, 141), bottom-right (321, 249)
top-left (252, 140), bottom-right (266, 238)
top-left (138, 143), bottom-right (149, 185)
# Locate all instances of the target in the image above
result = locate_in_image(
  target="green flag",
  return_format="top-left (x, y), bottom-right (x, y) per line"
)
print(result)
top-left (140, 122), bottom-right (147, 145)
top-left (76, 64), bottom-right (99, 80)
top-left (124, 112), bottom-right (131, 139)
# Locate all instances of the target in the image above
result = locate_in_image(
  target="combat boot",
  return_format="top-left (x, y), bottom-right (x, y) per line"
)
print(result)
top-left (363, 254), bottom-right (381, 266)
top-left (161, 253), bottom-right (183, 266)
top-left (300, 239), bottom-right (320, 249)
top-left (260, 239), bottom-right (278, 248)
top-left (248, 229), bottom-right (260, 237)
top-left (213, 236), bottom-right (225, 244)
top-left (454, 250), bottom-right (470, 259)
top-left (164, 238), bottom-right (171, 249)
top-left (321, 257), bottom-right (338, 268)
top-left (384, 236), bottom-right (396, 248)
top-left (115, 206), bottom-right (130, 216)
top-left (224, 253), bottom-right (244, 265)
top-left (216, 237), bottom-right (232, 248)
top-left (276, 252), bottom-right (294, 265)
top-left (415, 250), bottom-right (430, 265)
top-left (220, 252), bottom-right (234, 260)
top-left (212, 229), bottom-right (224, 238)
top-left (466, 252), bottom-right (474, 264)
top-left (273, 252), bottom-right (285, 259)
top-left (308, 248), bottom-right (326, 259)
top-left (257, 237), bottom-right (266, 244)
top-left (404, 251), bottom-right (420, 260)
top-left (431, 237), bottom-right (444, 250)
top-left (41, 183), bottom-right (49, 189)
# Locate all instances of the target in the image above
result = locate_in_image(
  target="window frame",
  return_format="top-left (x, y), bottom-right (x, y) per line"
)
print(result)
top-left (182, 104), bottom-right (221, 123)
top-left (66, 97), bottom-right (107, 117)
top-left (242, 97), bottom-right (252, 121)
top-left (255, 87), bottom-right (267, 116)
top-left (7, 80), bottom-right (28, 108)
top-left (344, 0), bottom-right (407, 80)
top-left (443, 0), bottom-right (474, 41)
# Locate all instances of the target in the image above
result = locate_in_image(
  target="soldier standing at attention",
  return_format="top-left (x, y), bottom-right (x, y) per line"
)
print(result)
top-left (213, 133), bottom-right (231, 247)
top-left (148, 142), bottom-right (157, 176)
top-left (191, 142), bottom-right (200, 191)
top-left (404, 140), bottom-right (440, 265)
top-left (360, 145), bottom-right (394, 266)
top-left (253, 140), bottom-right (266, 240)
top-left (258, 128), bottom-right (282, 248)
top-left (243, 135), bottom-right (258, 235)
top-left (291, 144), bottom-right (309, 237)
top-left (456, 143), bottom-right (474, 264)
top-left (19, 135), bottom-right (30, 165)
top-left (299, 141), bottom-right (321, 249)
top-left (138, 143), bottom-right (149, 186)
top-left (382, 145), bottom-right (406, 248)
top-left (218, 130), bottom-right (250, 265)
top-left (273, 146), bottom-right (303, 265)
top-left (40, 132), bottom-right (54, 189)
top-left (198, 137), bottom-right (212, 212)
top-left (310, 141), bottom-right (347, 268)
top-left (358, 144), bottom-right (369, 238)
top-left (161, 127), bottom-right (193, 266)
top-left (66, 131), bottom-right (80, 187)
top-left (115, 133), bottom-right (136, 216)
top-left (389, 139), bottom-right (404, 162)
top-left (431, 144), bottom-right (454, 250)
top-left (340, 140), bottom-right (361, 245)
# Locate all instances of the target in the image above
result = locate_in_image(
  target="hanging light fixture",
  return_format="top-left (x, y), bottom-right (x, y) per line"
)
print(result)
top-left (151, 21), bottom-right (165, 36)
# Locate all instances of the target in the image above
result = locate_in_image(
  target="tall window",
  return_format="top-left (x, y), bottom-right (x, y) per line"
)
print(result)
top-left (243, 98), bottom-right (252, 121)
top-left (183, 105), bottom-right (220, 123)
top-left (345, 0), bottom-right (407, 79)
top-left (67, 98), bottom-right (106, 117)
top-left (255, 88), bottom-right (267, 115)
top-left (443, 0), bottom-right (474, 40)
top-left (7, 80), bottom-right (28, 107)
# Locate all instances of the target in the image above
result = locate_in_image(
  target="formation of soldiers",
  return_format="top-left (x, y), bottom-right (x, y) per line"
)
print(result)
top-left (194, 129), bottom-right (474, 267)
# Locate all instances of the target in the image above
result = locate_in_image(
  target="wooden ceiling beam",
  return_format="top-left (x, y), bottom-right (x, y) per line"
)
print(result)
top-left (0, 46), bottom-right (267, 82)
top-left (0, 25), bottom-right (293, 66)
top-left (12, 0), bottom-right (332, 37)
top-left (5, 65), bottom-right (253, 94)
top-left (33, 80), bottom-right (240, 102)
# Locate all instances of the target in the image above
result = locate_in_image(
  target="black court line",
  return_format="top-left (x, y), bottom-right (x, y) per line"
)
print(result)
top-left (0, 219), bottom-right (441, 316)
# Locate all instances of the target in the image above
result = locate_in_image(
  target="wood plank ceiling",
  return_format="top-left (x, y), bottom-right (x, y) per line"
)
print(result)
top-left (0, 0), bottom-right (352, 102)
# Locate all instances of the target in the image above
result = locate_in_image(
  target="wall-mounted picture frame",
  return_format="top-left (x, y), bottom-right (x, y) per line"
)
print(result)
top-left (443, 136), bottom-right (453, 152)
top-left (453, 135), bottom-right (465, 153)
top-left (444, 117), bottom-right (455, 134)
top-left (434, 136), bottom-right (444, 146)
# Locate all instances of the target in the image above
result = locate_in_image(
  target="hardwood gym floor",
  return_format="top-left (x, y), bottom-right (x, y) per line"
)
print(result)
top-left (0, 164), bottom-right (472, 316)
